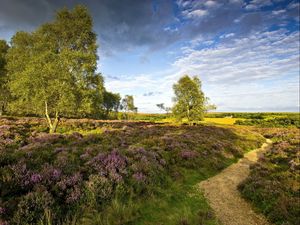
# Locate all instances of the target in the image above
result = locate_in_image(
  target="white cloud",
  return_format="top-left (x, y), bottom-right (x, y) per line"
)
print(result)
top-left (170, 29), bottom-right (299, 111)
top-left (204, 1), bottom-right (218, 8)
top-left (272, 9), bottom-right (286, 15)
top-left (204, 79), bottom-right (299, 112)
top-left (106, 29), bottom-right (299, 112)
top-left (287, 2), bottom-right (300, 9)
top-left (220, 33), bottom-right (235, 38)
top-left (173, 29), bottom-right (299, 83)
top-left (245, 0), bottom-right (272, 10)
top-left (184, 9), bottom-right (208, 18)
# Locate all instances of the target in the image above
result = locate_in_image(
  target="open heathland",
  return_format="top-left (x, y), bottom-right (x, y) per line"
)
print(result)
top-left (239, 128), bottom-right (300, 225)
top-left (0, 117), bottom-right (264, 225)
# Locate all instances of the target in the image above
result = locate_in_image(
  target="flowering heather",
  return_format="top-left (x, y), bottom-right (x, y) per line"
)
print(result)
top-left (57, 173), bottom-right (82, 191)
top-left (0, 118), bottom-right (265, 224)
top-left (54, 147), bottom-right (68, 154)
top-left (28, 133), bottom-right (64, 144)
top-left (179, 150), bottom-right (200, 160)
top-left (239, 128), bottom-right (300, 225)
top-left (65, 186), bottom-right (82, 204)
top-left (30, 173), bottom-right (42, 184)
top-left (87, 149), bottom-right (127, 183)
top-left (0, 207), bottom-right (6, 215)
top-left (40, 165), bottom-right (62, 184)
top-left (86, 175), bottom-right (113, 202)
top-left (0, 125), bottom-right (10, 136)
top-left (132, 172), bottom-right (147, 183)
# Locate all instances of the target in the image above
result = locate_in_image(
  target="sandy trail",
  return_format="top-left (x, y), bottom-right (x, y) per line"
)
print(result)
top-left (198, 139), bottom-right (272, 225)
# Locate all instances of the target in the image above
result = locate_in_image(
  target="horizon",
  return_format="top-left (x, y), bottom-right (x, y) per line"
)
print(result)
top-left (1, 0), bottom-right (299, 113)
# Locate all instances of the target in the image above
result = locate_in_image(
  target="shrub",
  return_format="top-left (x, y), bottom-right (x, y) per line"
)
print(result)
top-left (12, 189), bottom-right (53, 225)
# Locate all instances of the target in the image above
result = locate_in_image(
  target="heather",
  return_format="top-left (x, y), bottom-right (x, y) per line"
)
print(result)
top-left (239, 128), bottom-right (300, 225)
top-left (0, 117), bottom-right (264, 224)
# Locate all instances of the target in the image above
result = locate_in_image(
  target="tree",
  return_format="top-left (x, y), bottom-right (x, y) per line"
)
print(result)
top-left (204, 97), bottom-right (217, 113)
top-left (7, 6), bottom-right (104, 133)
top-left (156, 103), bottom-right (171, 115)
top-left (120, 95), bottom-right (136, 120)
top-left (172, 75), bottom-right (205, 123)
top-left (156, 103), bottom-right (165, 112)
top-left (103, 91), bottom-right (121, 118)
top-left (0, 40), bottom-right (9, 116)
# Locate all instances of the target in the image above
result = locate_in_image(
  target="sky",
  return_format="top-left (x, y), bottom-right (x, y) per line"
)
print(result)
top-left (0, 0), bottom-right (299, 112)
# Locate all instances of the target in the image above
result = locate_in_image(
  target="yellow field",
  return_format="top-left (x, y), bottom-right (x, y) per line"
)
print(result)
top-left (204, 117), bottom-right (245, 125)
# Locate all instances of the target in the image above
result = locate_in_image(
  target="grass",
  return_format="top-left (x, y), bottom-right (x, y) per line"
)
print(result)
top-left (134, 169), bottom-right (220, 225)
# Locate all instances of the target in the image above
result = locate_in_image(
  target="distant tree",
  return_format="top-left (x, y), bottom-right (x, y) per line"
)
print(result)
top-left (0, 40), bottom-right (9, 116)
top-left (165, 107), bottom-right (172, 114)
top-left (204, 97), bottom-right (217, 112)
top-left (103, 91), bottom-right (121, 118)
top-left (156, 103), bottom-right (165, 112)
top-left (120, 95), bottom-right (136, 119)
top-left (172, 75), bottom-right (205, 123)
top-left (156, 103), bottom-right (171, 115)
top-left (7, 6), bottom-right (104, 133)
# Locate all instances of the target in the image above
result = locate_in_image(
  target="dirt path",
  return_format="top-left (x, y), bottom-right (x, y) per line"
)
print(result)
top-left (198, 139), bottom-right (272, 225)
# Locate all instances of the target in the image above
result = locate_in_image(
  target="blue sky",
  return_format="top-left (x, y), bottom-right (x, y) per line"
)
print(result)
top-left (0, 0), bottom-right (299, 112)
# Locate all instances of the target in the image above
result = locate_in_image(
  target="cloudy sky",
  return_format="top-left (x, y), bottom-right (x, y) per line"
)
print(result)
top-left (0, 0), bottom-right (299, 112)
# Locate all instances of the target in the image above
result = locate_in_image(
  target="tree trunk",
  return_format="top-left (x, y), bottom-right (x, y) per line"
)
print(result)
top-left (187, 105), bottom-right (190, 125)
top-left (51, 111), bottom-right (60, 133)
top-left (45, 101), bottom-right (60, 133)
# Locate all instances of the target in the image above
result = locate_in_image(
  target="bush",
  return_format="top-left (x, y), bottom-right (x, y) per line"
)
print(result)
top-left (235, 115), bottom-right (300, 128)
top-left (12, 189), bottom-right (54, 225)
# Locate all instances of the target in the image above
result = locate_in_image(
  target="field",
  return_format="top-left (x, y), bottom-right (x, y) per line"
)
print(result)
top-left (203, 117), bottom-right (244, 125)
top-left (0, 113), bottom-right (299, 225)
top-left (121, 112), bottom-right (299, 127)
top-left (0, 117), bottom-right (265, 225)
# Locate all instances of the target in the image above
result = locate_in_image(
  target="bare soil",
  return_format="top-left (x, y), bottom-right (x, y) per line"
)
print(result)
top-left (198, 139), bottom-right (272, 225)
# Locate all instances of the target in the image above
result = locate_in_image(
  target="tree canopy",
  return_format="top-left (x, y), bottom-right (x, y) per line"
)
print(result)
top-left (103, 91), bottom-right (121, 118)
top-left (6, 6), bottom-right (105, 132)
top-left (172, 75), bottom-right (205, 123)
top-left (0, 40), bottom-right (9, 115)
top-left (121, 95), bottom-right (137, 119)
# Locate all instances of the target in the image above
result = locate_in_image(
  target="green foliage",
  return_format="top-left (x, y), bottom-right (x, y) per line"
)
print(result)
top-left (85, 175), bottom-right (114, 204)
top-left (128, 113), bottom-right (169, 122)
top-left (0, 40), bottom-right (10, 115)
top-left (172, 75), bottom-right (205, 123)
top-left (6, 6), bottom-right (105, 132)
top-left (235, 115), bottom-right (300, 128)
top-left (103, 91), bottom-right (121, 118)
top-left (239, 128), bottom-right (300, 225)
top-left (204, 97), bottom-right (217, 113)
top-left (12, 189), bottom-right (54, 225)
top-left (120, 95), bottom-right (137, 119)
top-left (205, 112), bottom-right (299, 120)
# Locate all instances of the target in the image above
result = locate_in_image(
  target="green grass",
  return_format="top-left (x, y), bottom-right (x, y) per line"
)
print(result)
top-left (134, 169), bottom-right (220, 225)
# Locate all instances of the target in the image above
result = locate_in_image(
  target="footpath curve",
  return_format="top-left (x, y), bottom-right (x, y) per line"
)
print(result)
top-left (198, 139), bottom-right (272, 225)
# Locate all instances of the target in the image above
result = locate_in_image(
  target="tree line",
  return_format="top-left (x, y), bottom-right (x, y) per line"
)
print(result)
top-left (0, 6), bottom-right (137, 133)
top-left (0, 5), bottom-right (215, 132)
